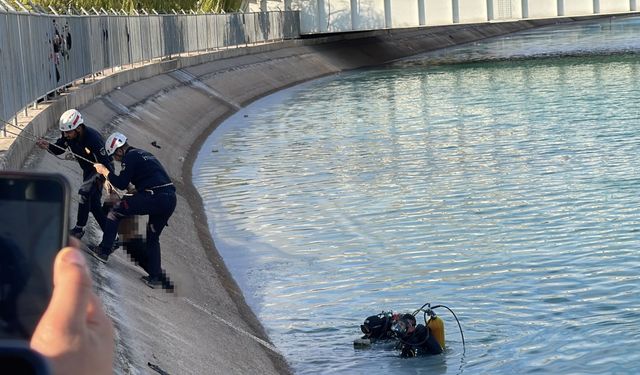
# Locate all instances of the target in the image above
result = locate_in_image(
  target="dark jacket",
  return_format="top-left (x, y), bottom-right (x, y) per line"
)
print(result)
top-left (48, 126), bottom-right (113, 180)
top-left (399, 324), bottom-right (443, 357)
top-left (108, 147), bottom-right (173, 192)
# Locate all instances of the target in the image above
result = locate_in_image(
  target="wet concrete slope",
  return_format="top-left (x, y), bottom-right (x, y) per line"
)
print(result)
top-left (1, 16), bottom-right (607, 374)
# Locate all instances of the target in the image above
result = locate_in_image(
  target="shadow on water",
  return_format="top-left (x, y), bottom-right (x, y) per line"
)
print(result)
top-left (394, 16), bottom-right (640, 68)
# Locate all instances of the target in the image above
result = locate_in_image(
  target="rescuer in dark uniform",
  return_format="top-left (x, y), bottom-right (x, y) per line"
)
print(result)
top-left (36, 109), bottom-right (113, 239)
top-left (90, 132), bottom-right (176, 288)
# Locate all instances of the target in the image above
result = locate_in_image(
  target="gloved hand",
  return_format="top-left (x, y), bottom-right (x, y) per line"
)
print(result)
top-left (36, 139), bottom-right (50, 149)
top-left (93, 163), bottom-right (109, 178)
top-left (401, 347), bottom-right (416, 358)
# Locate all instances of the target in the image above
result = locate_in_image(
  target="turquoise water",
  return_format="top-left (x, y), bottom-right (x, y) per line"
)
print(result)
top-left (194, 17), bottom-right (640, 374)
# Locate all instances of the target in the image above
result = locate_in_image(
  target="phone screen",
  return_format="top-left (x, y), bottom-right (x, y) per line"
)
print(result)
top-left (0, 173), bottom-right (69, 340)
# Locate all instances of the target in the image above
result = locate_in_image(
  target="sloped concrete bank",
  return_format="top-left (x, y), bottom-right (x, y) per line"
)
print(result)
top-left (2, 15), bottom-right (614, 374)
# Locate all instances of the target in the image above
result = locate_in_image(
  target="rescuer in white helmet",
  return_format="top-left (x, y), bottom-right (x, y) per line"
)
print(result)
top-left (36, 108), bottom-right (114, 239)
top-left (91, 132), bottom-right (176, 290)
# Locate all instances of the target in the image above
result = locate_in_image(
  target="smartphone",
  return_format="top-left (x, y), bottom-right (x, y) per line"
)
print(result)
top-left (0, 172), bottom-right (70, 340)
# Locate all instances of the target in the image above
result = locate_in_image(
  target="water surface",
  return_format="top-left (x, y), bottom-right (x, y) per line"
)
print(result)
top-left (194, 17), bottom-right (640, 374)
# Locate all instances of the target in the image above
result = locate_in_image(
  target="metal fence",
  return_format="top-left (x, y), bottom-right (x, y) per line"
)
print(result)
top-left (0, 10), bottom-right (300, 126)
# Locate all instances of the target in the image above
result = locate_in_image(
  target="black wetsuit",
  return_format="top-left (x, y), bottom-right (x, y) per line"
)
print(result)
top-left (399, 324), bottom-right (443, 357)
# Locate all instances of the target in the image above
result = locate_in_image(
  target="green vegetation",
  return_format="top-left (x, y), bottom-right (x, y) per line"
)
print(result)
top-left (8, 0), bottom-right (244, 13)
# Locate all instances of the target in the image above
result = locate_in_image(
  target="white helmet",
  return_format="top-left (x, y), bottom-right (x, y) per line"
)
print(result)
top-left (59, 109), bottom-right (83, 131)
top-left (105, 132), bottom-right (127, 156)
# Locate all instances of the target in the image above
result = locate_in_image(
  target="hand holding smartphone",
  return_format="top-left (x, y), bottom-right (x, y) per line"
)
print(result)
top-left (0, 171), bottom-right (114, 375)
top-left (0, 172), bottom-right (70, 374)
top-left (0, 172), bottom-right (70, 340)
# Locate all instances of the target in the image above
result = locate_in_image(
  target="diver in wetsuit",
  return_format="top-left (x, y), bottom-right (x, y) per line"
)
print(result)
top-left (393, 313), bottom-right (443, 357)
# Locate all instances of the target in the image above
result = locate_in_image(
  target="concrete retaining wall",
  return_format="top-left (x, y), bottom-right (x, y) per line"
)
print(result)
top-left (1, 15), bottom-right (616, 374)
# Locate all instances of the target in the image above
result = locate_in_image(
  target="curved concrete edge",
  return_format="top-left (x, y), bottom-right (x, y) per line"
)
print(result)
top-left (1, 14), bottom-right (621, 374)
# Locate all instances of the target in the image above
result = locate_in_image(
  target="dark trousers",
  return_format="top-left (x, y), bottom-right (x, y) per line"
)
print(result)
top-left (77, 177), bottom-right (105, 229)
top-left (101, 188), bottom-right (176, 278)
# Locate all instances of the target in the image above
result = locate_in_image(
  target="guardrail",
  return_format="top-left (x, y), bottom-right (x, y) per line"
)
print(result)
top-left (299, 0), bottom-right (638, 33)
top-left (0, 10), bottom-right (300, 127)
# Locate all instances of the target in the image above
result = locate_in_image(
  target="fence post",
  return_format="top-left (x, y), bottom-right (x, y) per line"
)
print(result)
top-left (317, 0), bottom-right (326, 32)
top-left (350, 0), bottom-right (358, 30)
top-left (384, 0), bottom-right (391, 28)
top-left (452, 0), bottom-right (460, 23)
top-left (487, 0), bottom-right (494, 21)
top-left (558, 0), bottom-right (565, 16)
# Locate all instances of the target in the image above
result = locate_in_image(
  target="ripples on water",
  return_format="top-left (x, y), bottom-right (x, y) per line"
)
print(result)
top-left (194, 17), bottom-right (640, 374)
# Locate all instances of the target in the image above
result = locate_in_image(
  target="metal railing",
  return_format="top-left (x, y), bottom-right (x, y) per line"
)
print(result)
top-left (298, 0), bottom-right (638, 33)
top-left (0, 9), bottom-right (300, 127)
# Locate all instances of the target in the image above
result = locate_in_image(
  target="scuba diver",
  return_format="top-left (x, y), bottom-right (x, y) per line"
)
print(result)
top-left (355, 303), bottom-right (463, 358)
top-left (393, 313), bottom-right (443, 357)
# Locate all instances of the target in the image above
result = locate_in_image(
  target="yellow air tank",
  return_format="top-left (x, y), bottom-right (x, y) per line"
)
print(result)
top-left (428, 316), bottom-right (445, 349)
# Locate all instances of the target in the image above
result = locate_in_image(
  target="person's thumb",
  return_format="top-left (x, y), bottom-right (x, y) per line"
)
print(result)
top-left (46, 247), bottom-right (93, 332)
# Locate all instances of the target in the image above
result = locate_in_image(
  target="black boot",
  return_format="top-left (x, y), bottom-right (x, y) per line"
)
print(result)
top-left (86, 245), bottom-right (109, 263)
